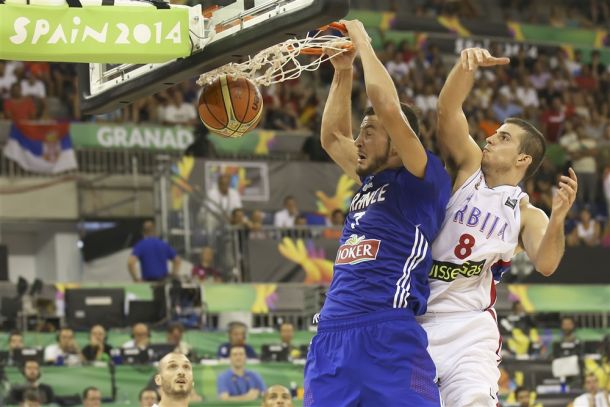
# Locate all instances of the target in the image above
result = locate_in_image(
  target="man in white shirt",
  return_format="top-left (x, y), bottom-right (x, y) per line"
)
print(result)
top-left (205, 174), bottom-right (243, 221)
top-left (43, 328), bottom-right (80, 366)
top-left (122, 323), bottom-right (151, 351)
top-left (21, 73), bottom-right (46, 99)
top-left (0, 62), bottom-right (17, 99)
top-left (573, 373), bottom-right (609, 407)
top-left (152, 353), bottom-right (194, 407)
top-left (163, 92), bottom-right (197, 126)
top-left (273, 196), bottom-right (299, 227)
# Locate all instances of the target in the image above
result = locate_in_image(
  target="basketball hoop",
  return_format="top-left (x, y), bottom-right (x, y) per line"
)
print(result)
top-left (196, 22), bottom-right (352, 87)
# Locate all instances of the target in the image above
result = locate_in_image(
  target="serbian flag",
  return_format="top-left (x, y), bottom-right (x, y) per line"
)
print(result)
top-left (3, 122), bottom-right (77, 174)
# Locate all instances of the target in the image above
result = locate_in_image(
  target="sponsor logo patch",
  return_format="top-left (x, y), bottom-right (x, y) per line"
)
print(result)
top-left (429, 259), bottom-right (486, 282)
top-left (335, 234), bottom-right (380, 265)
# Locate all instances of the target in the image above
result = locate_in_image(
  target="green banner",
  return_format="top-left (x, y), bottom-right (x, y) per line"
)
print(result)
top-left (70, 123), bottom-right (194, 150)
top-left (0, 4), bottom-right (189, 63)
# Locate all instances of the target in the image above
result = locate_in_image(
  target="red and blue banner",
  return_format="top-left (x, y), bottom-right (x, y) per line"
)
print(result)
top-left (3, 122), bottom-right (78, 174)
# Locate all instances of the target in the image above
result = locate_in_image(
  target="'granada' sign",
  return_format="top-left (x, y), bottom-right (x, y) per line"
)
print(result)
top-left (0, 4), bottom-right (190, 63)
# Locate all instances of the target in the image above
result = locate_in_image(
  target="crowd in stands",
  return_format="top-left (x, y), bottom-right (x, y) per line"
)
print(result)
top-left (1, 321), bottom-right (302, 405)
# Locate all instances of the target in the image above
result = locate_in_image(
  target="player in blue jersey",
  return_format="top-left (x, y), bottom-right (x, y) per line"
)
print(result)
top-left (302, 20), bottom-right (451, 407)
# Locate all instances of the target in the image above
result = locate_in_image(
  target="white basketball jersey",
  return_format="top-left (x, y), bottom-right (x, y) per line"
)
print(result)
top-left (427, 168), bottom-right (526, 312)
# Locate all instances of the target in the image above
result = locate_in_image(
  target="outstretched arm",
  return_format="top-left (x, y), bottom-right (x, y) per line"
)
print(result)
top-left (320, 45), bottom-right (359, 182)
top-left (438, 48), bottom-right (509, 187)
top-left (344, 20), bottom-right (427, 178)
top-left (520, 169), bottom-right (578, 276)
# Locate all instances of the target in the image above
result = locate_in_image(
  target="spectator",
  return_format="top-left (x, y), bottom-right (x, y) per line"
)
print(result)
top-left (385, 51), bottom-right (409, 81)
top-left (541, 97), bottom-right (569, 143)
top-left (6, 360), bottom-right (54, 405)
top-left (217, 345), bottom-right (266, 401)
top-left (122, 323), bottom-right (151, 351)
top-left (3, 83), bottom-right (36, 122)
top-left (20, 71), bottom-right (46, 99)
top-left (81, 324), bottom-right (112, 362)
top-left (491, 93), bottom-right (523, 122)
top-left (561, 126), bottom-right (598, 207)
top-left (274, 196), bottom-right (299, 228)
top-left (139, 389), bottom-right (159, 407)
top-left (191, 246), bottom-right (223, 282)
top-left (567, 207), bottom-right (601, 247)
top-left (203, 173), bottom-right (243, 223)
top-left (248, 210), bottom-right (269, 239)
top-left (162, 91), bottom-right (197, 126)
top-left (572, 373), bottom-right (609, 407)
top-left (82, 387), bottom-right (102, 407)
top-left (166, 322), bottom-right (192, 356)
top-left (154, 353), bottom-right (197, 407)
top-left (279, 322), bottom-right (300, 360)
top-left (261, 385), bottom-right (293, 407)
top-left (514, 386), bottom-right (542, 407)
top-left (0, 61), bottom-right (17, 99)
top-left (217, 321), bottom-right (258, 359)
top-left (43, 328), bottom-right (80, 366)
top-left (128, 220), bottom-right (181, 282)
top-left (555, 316), bottom-right (583, 357)
top-left (20, 388), bottom-right (41, 407)
top-left (414, 84), bottom-right (438, 115)
top-left (500, 301), bottom-right (541, 358)
top-left (8, 330), bottom-right (24, 365)
top-left (230, 208), bottom-right (250, 228)
top-left (323, 209), bottom-right (345, 240)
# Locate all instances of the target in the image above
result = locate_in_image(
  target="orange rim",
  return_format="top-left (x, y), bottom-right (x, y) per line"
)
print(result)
top-left (318, 22), bottom-right (347, 33)
top-left (298, 43), bottom-right (353, 55)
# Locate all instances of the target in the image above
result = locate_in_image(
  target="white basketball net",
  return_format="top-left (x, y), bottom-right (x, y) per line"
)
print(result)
top-left (196, 31), bottom-right (352, 87)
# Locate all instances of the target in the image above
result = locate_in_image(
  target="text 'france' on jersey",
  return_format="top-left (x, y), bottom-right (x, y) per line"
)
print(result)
top-left (321, 152), bottom-right (452, 320)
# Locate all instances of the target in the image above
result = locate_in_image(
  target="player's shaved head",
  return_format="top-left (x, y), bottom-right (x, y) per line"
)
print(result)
top-left (158, 352), bottom-right (190, 373)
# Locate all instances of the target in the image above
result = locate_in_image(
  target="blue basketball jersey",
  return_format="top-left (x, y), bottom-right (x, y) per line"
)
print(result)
top-left (321, 152), bottom-right (451, 320)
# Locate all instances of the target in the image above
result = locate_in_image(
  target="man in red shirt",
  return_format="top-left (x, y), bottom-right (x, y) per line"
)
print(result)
top-left (3, 83), bottom-right (36, 122)
top-left (541, 97), bottom-right (571, 143)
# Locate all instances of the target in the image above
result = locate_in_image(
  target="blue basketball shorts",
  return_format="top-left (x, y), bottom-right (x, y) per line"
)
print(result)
top-left (303, 309), bottom-right (441, 407)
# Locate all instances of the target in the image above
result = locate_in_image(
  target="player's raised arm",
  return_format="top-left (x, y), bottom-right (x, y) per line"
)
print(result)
top-left (342, 20), bottom-right (427, 178)
top-left (320, 45), bottom-right (359, 183)
top-left (438, 48), bottom-right (510, 183)
top-left (520, 168), bottom-right (578, 276)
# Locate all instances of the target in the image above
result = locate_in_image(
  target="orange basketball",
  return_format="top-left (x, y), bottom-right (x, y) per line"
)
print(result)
top-left (198, 75), bottom-right (263, 138)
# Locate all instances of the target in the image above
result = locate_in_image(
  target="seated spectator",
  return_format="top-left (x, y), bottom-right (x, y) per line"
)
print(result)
top-left (274, 196), bottom-right (299, 228)
top-left (20, 388), bottom-right (42, 407)
top-left (3, 83), bottom-right (36, 122)
top-left (279, 322), bottom-right (300, 360)
top-left (81, 324), bottom-right (112, 363)
top-left (248, 210), bottom-right (269, 239)
top-left (261, 385), bottom-right (293, 407)
top-left (191, 246), bottom-right (223, 282)
top-left (217, 321), bottom-right (258, 359)
top-left (82, 387), bottom-right (102, 407)
top-left (491, 93), bottom-right (523, 122)
top-left (6, 360), bottom-right (54, 405)
top-left (123, 323), bottom-right (151, 351)
top-left (162, 91), bottom-right (197, 126)
top-left (166, 322), bottom-right (192, 356)
top-left (567, 207), bottom-right (601, 247)
top-left (513, 386), bottom-right (543, 407)
top-left (217, 345), bottom-right (266, 401)
top-left (230, 208), bottom-right (251, 229)
top-left (555, 316), bottom-right (583, 357)
top-left (323, 209), bottom-right (345, 240)
top-left (43, 328), bottom-right (80, 366)
top-left (139, 388), bottom-right (159, 407)
top-left (8, 330), bottom-right (24, 365)
top-left (572, 373), bottom-right (609, 407)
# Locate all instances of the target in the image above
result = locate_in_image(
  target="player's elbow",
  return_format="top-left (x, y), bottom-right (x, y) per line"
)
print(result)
top-left (536, 263), bottom-right (557, 277)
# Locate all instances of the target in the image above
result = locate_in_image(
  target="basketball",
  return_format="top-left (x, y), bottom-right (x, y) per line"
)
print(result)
top-left (198, 75), bottom-right (263, 138)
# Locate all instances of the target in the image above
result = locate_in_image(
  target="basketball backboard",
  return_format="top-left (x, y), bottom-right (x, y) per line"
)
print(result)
top-left (79, 0), bottom-right (350, 114)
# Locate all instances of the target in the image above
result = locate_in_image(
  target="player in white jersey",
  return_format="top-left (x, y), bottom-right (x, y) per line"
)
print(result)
top-left (419, 48), bottom-right (579, 406)
top-left (152, 352), bottom-right (193, 407)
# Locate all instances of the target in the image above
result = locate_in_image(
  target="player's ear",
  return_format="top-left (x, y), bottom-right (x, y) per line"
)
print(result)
top-left (154, 374), bottom-right (162, 386)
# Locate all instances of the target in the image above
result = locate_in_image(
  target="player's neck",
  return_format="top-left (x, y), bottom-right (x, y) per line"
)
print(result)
top-left (158, 395), bottom-right (189, 407)
top-left (231, 366), bottom-right (246, 376)
top-left (483, 169), bottom-right (521, 188)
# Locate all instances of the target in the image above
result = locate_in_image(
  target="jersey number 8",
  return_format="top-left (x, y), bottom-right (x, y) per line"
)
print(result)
top-left (454, 233), bottom-right (476, 260)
